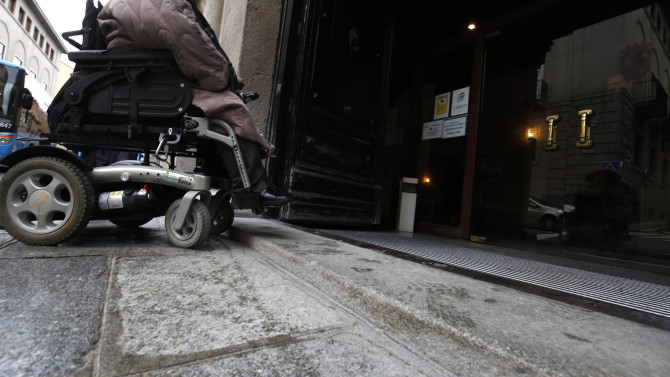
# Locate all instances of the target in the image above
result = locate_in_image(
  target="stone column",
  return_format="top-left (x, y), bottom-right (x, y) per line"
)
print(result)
top-left (202, 0), bottom-right (225, 36)
top-left (218, 0), bottom-right (283, 135)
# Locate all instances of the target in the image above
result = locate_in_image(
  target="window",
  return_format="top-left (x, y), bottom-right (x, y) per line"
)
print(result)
top-left (45, 42), bottom-right (50, 55)
top-left (8, 0), bottom-right (15, 12)
top-left (29, 70), bottom-right (36, 79)
top-left (18, 7), bottom-right (25, 23)
top-left (0, 41), bottom-right (4, 60)
top-left (41, 81), bottom-right (47, 91)
top-left (25, 17), bottom-right (32, 32)
top-left (13, 55), bottom-right (23, 67)
top-left (49, 48), bottom-right (54, 61)
top-left (33, 28), bottom-right (39, 41)
top-left (39, 35), bottom-right (44, 48)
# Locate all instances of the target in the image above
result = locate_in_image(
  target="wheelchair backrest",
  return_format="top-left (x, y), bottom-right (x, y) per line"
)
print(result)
top-left (49, 49), bottom-right (193, 137)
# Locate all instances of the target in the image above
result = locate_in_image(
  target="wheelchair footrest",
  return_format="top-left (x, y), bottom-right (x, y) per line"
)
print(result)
top-left (232, 191), bottom-right (262, 209)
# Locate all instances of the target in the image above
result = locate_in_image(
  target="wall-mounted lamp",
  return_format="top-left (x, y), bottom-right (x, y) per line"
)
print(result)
top-left (467, 23), bottom-right (476, 31)
top-left (527, 129), bottom-right (536, 141)
top-left (544, 115), bottom-right (560, 151)
top-left (423, 177), bottom-right (431, 185)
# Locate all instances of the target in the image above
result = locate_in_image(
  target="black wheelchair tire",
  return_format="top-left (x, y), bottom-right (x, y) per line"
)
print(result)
top-left (165, 199), bottom-right (211, 248)
top-left (0, 157), bottom-right (95, 245)
top-left (210, 201), bottom-right (234, 235)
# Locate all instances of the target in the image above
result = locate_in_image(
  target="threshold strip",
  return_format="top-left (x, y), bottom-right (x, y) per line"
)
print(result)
top-left (320, 230), bottom-right (670, 320)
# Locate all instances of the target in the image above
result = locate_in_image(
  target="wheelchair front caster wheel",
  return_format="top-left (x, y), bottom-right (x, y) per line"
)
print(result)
top-left (165, 199), bottom-right (211, 248)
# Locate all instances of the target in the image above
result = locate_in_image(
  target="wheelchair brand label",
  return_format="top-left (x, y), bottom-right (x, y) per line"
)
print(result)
top-left (159, 171), bottom-right (193, 187)
top-left (31, 194), bottom-right (49, 208)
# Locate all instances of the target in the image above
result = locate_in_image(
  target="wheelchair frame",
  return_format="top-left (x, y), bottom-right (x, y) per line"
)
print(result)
top-left (0, 49), bottom-right (263, 248)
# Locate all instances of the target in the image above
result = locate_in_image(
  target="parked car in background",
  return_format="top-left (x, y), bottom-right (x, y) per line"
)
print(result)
top-left (1, 60), bottom-right (38, 165)
top-left (525, 197), bottom-right (574, 231)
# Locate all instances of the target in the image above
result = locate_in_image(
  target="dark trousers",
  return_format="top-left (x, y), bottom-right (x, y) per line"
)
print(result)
top-left (215, 138), bottom-right (269, 193)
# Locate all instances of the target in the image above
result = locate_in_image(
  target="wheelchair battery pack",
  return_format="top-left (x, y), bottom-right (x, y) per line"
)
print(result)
top-left (98, 186), bottom-right (157, 213)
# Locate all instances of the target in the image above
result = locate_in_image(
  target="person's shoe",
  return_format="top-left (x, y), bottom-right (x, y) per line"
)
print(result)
top-left (259, 188), bottom-right (292, 207)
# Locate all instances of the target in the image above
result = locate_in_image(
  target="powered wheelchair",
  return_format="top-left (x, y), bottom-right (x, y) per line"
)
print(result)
top-left (0, 49), bottom-right (266, 248)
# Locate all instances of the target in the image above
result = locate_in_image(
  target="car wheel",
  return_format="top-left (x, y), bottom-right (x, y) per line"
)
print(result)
top-left (541, 215), bottom-right (558, 231)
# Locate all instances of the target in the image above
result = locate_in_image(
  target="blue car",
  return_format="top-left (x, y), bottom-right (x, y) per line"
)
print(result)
top-left (0, 60), bottom-right (35, 164)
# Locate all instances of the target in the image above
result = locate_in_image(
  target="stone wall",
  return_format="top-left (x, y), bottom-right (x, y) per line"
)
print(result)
top-left (204, 0), bottom-right (283, 137)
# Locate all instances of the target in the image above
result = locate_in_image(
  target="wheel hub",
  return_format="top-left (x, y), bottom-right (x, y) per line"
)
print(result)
top-left (28, 190), bottom-right (54, 213)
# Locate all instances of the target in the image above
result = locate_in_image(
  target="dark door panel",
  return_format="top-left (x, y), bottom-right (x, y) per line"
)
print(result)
top-left (298, 116), bottom-right (376, 179)
top-left (287, 168), bottom-right (382, 223)
top-left (307, 0), bottom-right (386, 129)
top-left (271, 0), bottom-right (393, 224)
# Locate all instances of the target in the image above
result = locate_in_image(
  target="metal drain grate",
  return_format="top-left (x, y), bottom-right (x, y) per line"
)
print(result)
top-left (321, 230), bottom-right (670, 319)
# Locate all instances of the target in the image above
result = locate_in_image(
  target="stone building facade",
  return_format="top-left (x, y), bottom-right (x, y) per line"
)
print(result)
top-left (202, 0), bottom-right (283, 138)
top-left (0, 0), bottom-right (66, 96)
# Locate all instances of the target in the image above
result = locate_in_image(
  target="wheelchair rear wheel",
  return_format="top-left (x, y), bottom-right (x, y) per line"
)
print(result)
top-left (165, 199), bottom-right (211, 248)
top-left (0, 157), bottom-right (95, 245)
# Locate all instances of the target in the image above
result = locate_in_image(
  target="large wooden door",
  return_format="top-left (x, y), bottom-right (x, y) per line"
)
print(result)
top-left (269, 0), bottom-right (393, 223)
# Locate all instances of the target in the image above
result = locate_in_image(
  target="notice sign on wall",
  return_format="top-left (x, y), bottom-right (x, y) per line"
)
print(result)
top-left (422, 120), bottom-right (444, 140)
top-left (433, 92), bottom-right (451, 119)
top-left (451, 86), bottom-right (470, 116)
top-left (442, 116), bottom-right (467, 139)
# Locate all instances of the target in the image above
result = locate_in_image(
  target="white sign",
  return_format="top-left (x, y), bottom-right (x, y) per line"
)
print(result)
top-left (422, 120), bottom-right (444, 140)
top-left (442, 116), bottom-right (467, 139)
top-left (451, 86), bottom-right (470, 116)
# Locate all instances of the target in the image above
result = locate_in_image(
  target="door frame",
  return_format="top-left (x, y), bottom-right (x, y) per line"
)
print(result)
top-left (412, 34), bottom-right (485, 239)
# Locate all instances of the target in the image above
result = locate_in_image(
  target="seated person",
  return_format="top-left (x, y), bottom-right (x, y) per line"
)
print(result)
top-left (98, 0), bottom-right (290, 206)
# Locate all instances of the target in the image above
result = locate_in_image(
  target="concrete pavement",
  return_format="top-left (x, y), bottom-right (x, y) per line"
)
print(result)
top-left (1, 216), bottom-right (669, 376)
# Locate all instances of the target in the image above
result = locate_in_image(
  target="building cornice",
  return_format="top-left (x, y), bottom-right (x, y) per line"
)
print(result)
top-left (24, 0), bottom-right (68, 52)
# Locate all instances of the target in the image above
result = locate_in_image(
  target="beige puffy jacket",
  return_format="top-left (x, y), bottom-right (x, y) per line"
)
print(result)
top-left (98, 0), bottom-right (273, 150)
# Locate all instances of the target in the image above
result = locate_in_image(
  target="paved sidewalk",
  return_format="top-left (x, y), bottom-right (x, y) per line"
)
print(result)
top-left (0, 217), bottom-right (669, 376)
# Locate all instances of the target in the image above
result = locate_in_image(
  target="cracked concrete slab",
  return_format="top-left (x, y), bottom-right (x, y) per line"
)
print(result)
top-left (2, 216), bottom-right (669, 376)
top-left (0, 256), bottom-right (107, 377)
top-left (230, 217), bottom-right (670, 377)
top-left (97, 246), bottom-right (449, 376)
top-left (133, 329), bottom-right (445, 377)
